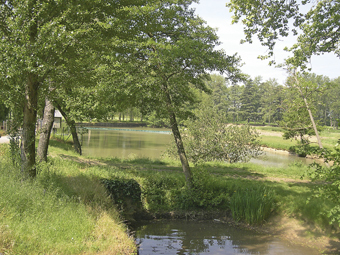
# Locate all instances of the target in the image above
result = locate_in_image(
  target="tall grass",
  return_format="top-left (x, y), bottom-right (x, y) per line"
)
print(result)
top-left (230, 186), bottom-right (276, 225)
top-left (0, 145), bottom-right (136, 255)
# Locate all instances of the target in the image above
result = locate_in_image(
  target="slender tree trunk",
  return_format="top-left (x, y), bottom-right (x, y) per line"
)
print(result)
top-left (55, 104), bottom-right (82, 155)
top-left (21, 73), bottom-right (39, 178)
top-left (162, 82), bottom-right (192, 188)
top-left (130, 108), bottom-right (134, 121)
top-left (294, 76), bottom-right (324, 149)
top-left (37, 98), bottom-right (55, 162)
top-left (69, 121), bottom-right (82, 155)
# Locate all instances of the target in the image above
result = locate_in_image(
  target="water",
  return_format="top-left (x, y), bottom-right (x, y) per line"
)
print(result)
top-left (81, 127), bottom-right (172, 159)
top-left (81, 127), bottom-right (320, 166)
top-left (135, 220), bottom-right (320, 255)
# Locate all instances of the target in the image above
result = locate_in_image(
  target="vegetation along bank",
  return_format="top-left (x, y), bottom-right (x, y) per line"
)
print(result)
top-left (1, 130), bottom-right (340, 254)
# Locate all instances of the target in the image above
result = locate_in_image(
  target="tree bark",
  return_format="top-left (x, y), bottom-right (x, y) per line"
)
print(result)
top-left (55, 104), bottom-right (82, 155)
top-left (162, 82), bottom-right (192, 188)
top-left (21, 72), bottom-right (39, 178)
top-left (21, 1), bottom-right (39, 178)
top-left (37, 98), bottom-right (55, 162)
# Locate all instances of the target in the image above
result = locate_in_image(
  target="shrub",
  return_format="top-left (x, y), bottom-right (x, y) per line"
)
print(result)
top-left (166, 97), bottom-right (262, 164)
top-left (230, 186), bottom-right (276, 225)
top-left (308, 140), bottom-right (340, 226)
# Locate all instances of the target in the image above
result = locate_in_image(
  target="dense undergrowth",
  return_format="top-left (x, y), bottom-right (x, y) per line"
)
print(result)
top-left (1, 134), bottom-right (339, 254)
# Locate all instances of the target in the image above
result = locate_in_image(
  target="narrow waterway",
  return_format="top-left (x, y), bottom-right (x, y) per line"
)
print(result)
top-left (135, 220), bottom-right (320, 255)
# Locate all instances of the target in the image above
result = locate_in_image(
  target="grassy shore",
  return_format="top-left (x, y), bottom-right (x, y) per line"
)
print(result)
top-left (1, 131), bottom-right (340, 254)
top-left (255, 126), bottom-right (340, 152)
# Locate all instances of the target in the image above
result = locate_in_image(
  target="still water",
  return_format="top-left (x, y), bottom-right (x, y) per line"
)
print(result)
top-left (81, 127), bottom-right (319, 167)
top-left (135, 220), bottom-right (320, 255)
top-left (82, 127), bottom-right (172, 159)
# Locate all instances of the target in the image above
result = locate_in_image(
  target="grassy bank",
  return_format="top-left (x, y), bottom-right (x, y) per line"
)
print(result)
top-left (0, 144), bottom-right (136, 255)
top-left (1, 136), bottom-right (339, 254)
top-left (256, 126), bottom-right (340, 152)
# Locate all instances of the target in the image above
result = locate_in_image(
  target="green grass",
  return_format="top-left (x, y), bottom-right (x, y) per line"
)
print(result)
top-left (256, 126), bottom-right (340, 152)
top-left (230, 186), bottom-right (275, 225)
top-left (1, 134), bottom-right (339, 254)
top-left (0, 145), bottom-right (136, 255)
top-left (259, 135), bottom-right (298, 151)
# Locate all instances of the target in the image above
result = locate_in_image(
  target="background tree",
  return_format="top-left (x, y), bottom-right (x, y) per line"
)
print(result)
top-left (258, 78), bottom-right (284, 124)
top-left (240, 77), bottom-right (261, 123)
top-left (204, 74), bottom-right (230, 114)
top-left (227, 83), bottom-right (243, 123)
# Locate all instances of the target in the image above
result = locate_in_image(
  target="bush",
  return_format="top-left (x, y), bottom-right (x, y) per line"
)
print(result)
top-left (230, 185), bottom-right (276, 225)
top-left (138, 168), bottom-right (230, 211)
top-left (167, 98), bottom-right (262, 164)
top-left (308, 140), bottom-right (340, 226)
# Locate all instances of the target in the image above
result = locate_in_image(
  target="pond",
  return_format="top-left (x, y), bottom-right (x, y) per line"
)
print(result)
top-left (134, 220), bottom-right (320, 255)
top-left (81, 127), bottom-right (320, 167)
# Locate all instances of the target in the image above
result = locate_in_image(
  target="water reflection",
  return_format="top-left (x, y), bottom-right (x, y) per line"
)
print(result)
top-left (135, 220), bottom-right (320, 255)
top-left (82, 128), bottom-right (171, 159)
top-left (81, 128), bottom-right (320, 167)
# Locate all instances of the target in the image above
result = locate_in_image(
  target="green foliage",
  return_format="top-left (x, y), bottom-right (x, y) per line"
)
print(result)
top-left (101, 178), bottom-right (142, 207)
top-left (227, 0), bottom-right (340, 67)
top-left (240, 77), bottom-right (261, 122)
top-left (169, 97), bottom-right (262, 164)
top-left (307, 140), bottom-right (340, 226)
top-left (230, 186), bottom-right (276, 225)
top-left (0, 103), bottom-right (9, 122)
top-left (177, 168), bottom-right (230, 210)
top-left (288, 142), bottom-right (323, 157)
top-left (138, 168), bottom-right (230, 211)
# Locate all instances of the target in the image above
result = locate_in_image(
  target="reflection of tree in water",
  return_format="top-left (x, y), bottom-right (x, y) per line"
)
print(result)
top-left (135, 220), bottom-right (274, 254)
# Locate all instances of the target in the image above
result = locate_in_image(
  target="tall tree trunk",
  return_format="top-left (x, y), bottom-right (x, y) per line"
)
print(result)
top-left (21, 73), bottom-right (39, 178)
top-left (21, 2), bottom-right (39, 178)
top-left (37, 98), bottom-right (55, 162)
top-left (55, 104), bottom-right (82, 155)
top-left (162, 82), bottom-right (192, 188)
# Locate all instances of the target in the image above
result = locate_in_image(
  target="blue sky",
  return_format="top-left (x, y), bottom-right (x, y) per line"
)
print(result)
top-left (192, 0), bottom-right (340, 84)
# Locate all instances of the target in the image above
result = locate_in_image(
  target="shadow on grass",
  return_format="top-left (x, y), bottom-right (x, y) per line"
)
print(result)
top-left (48, 138), bottom-right (74, 151)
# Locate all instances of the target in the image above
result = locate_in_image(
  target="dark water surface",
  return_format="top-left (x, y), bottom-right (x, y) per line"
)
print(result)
top-left (135, 220), bottom-right (320, 255)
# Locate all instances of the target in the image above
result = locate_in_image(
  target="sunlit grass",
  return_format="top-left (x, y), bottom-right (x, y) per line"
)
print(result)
top-left (0, 145), bottom-right (136, 255)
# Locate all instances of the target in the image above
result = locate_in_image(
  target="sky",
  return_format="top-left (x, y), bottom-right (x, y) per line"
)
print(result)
top-left (191, 0), bottom-right (340, 84)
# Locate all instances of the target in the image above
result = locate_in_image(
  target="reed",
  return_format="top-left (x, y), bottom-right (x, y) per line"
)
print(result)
top-left (230, 186), bottom-right (275, 225)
